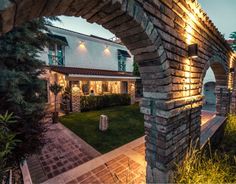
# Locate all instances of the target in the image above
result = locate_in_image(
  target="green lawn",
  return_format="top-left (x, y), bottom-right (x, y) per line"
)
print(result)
top-left (59, 104), bottom-right (144, 153)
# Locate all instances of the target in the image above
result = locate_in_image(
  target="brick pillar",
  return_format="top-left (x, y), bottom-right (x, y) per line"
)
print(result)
top-left (128, 81), bottom-right (136, 105)
top-left (215, 86), bottom-right (231, 116)
top-left (71, 82), bottom-right (80, 112)
top-left (142, 97), bottom-right (202, 183)
top-left (230, 89), bottom-right (236, 113)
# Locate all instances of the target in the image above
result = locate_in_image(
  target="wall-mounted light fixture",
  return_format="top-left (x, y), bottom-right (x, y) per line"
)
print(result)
top-left (79, 41), bottom-right (85, 46)
top-left (188, 43), bottom-right (198, 58)
top-left (104, 45), bottom-right (109, 51)
top-left (230, 68), bottom-right (235, 73)
top-left (104, 45), bottom-right (111, 55)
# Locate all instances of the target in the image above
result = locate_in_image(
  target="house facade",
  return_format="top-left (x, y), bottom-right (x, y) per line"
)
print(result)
top-left (39, 25), bottom-right (139, 112)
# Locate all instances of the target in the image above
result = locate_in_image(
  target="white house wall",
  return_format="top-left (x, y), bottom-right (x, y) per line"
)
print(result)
top-left (38, 26), bottom-right (134, 72)
top-left (203, 67), bottom-right (216, 85)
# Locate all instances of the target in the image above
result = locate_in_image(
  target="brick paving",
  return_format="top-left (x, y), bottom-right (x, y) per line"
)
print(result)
top-left (133, 143), bottom-right (145, 156)
top-left (65, 153), bottom-right (145, 184)
top-left (27, 117), bottom-right (100, 183)
top-left (42, 137), bottom-right (146, 184)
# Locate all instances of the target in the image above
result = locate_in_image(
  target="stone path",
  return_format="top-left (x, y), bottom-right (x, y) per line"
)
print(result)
top-left (27, 118), bottom-right (101, 184)
top-left (42, 137), bottom-right (146, 184)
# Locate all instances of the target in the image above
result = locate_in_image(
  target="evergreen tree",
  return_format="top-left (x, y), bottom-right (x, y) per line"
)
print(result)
top-left (133, 61), bottom-right (140, 76)
top-left (229, 32), bottom-right (236, 51)
top-left (0, 17), bottom-right (60, 163)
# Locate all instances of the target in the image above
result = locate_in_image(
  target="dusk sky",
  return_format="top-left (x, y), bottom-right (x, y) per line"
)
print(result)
top-left (53, 0), bottom-right (236, 39)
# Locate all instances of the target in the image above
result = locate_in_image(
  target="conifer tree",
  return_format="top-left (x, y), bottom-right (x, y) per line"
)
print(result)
top-left (0, 17), bottom-right (59, 162)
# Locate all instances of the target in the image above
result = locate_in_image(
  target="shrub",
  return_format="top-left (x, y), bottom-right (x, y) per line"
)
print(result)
top-left (0, 112), bottom-right (20, 181)
top-left (80, 94), bottom-right (131, 112)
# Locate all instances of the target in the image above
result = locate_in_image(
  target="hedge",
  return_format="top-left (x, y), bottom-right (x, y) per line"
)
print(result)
top-left (80, 94), bottom-right (131, 112)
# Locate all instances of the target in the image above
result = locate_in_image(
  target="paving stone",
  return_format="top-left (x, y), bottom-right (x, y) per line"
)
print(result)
top-left (27, 121), bottom-right (97, 183)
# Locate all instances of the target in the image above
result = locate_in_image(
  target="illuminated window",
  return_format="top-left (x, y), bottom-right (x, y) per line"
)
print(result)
top-left (81, 81), bottom-right (90, 95)
top-left (102, 82), bottom-right (109, 92)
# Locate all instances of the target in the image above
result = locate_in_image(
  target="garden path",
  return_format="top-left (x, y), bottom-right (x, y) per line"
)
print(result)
top-left (26, 115), bottom-right (101, 184)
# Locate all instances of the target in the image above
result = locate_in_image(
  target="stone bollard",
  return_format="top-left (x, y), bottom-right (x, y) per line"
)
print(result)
top-left (99, 115), bottom-right (109, 131)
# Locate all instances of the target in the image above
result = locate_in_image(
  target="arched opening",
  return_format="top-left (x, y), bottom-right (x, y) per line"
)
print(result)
top-left (201, 57), bottom-right (229, 125)
top-left (202, 68), bottom-right (216, 112)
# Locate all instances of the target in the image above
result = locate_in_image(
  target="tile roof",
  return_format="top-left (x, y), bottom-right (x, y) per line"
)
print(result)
top-left (49, 66), bottom-right (135, 77)
top-left (227, 39), bottom-right (235, 45)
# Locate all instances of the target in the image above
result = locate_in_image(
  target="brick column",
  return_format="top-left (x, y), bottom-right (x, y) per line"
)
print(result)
top-left (142, 97), bottom-right (202, 182)
top-left (230, 89), bottom-right (236, 113)
top-left (128, 81), bottom-right (136, 104)
top-left (215, 86), bottom-right (231, 116)
top-left (71, 82), bottom-right (80, 112)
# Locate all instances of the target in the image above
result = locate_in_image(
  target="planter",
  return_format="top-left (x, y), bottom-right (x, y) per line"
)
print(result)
top-left (52, 112), bottom-right (59, 124)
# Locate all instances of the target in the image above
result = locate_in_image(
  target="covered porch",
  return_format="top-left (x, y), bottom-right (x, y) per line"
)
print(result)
top-left (44, 66), bottom-right (140, 112)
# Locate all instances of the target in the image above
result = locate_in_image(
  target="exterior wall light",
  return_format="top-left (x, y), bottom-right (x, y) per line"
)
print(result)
top-left (188, 43), bottom-right (198, 58)
top-left (230, 68), bottom-right (235, 73)
top-left (79, 41), bottom-right (85, 46)
top-left (104, 45), bottom-right (111, 55)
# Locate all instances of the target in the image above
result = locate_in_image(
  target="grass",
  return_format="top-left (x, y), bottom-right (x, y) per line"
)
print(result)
top-left (174, 114), bottom-right (236, 184)
top-left (59, 104), bottom-right (144, 153)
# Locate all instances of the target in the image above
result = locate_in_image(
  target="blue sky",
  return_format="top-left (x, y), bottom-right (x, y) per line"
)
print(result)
top-left (53, 0), bottom-right (236, 39)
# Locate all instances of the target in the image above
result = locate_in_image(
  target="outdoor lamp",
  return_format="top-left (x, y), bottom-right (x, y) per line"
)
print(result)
top-left (188, 43), bottom-right (198, 58)
top-left (230, 68), bottom-right (235, 73)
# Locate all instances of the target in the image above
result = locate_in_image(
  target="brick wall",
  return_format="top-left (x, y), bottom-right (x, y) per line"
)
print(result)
top-left (1, 0), bottom-right (236, 183)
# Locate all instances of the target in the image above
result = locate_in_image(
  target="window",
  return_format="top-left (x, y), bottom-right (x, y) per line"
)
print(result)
top-left (102, 82), bottom-right (109, 92)
top-left (48, 44), bottom-right (65, 66)
top-left (118, 54), bottom-right (126, 72)
top-left (117, 49), bottom-right (131, 72)
top-left (81, 81), bottom-right (90, 95)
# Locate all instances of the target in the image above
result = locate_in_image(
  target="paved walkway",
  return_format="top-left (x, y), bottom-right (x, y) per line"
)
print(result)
top-left (42, 137), bottom-right (146, 184)
top-left (27, 116), bottom-right (101, 183)
top-left (26, 110), bottom-right (223, 184)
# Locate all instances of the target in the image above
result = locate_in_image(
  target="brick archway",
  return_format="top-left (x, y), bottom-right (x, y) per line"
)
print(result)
top-left (1, 0), bottom-right (236, 183)
top-left (201, 55), bottom-right (229, 115)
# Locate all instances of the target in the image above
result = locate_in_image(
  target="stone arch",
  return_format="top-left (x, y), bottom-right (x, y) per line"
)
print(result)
top-left (201, 55), bottom-right (229, 115)
top-left (201, 55), bottom-right (228, 87)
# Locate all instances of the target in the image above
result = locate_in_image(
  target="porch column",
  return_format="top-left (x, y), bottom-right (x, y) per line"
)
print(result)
top-left (71, 81), bottom-right (80, 112)
top-left (128, 81), bottom-right (135, 104)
